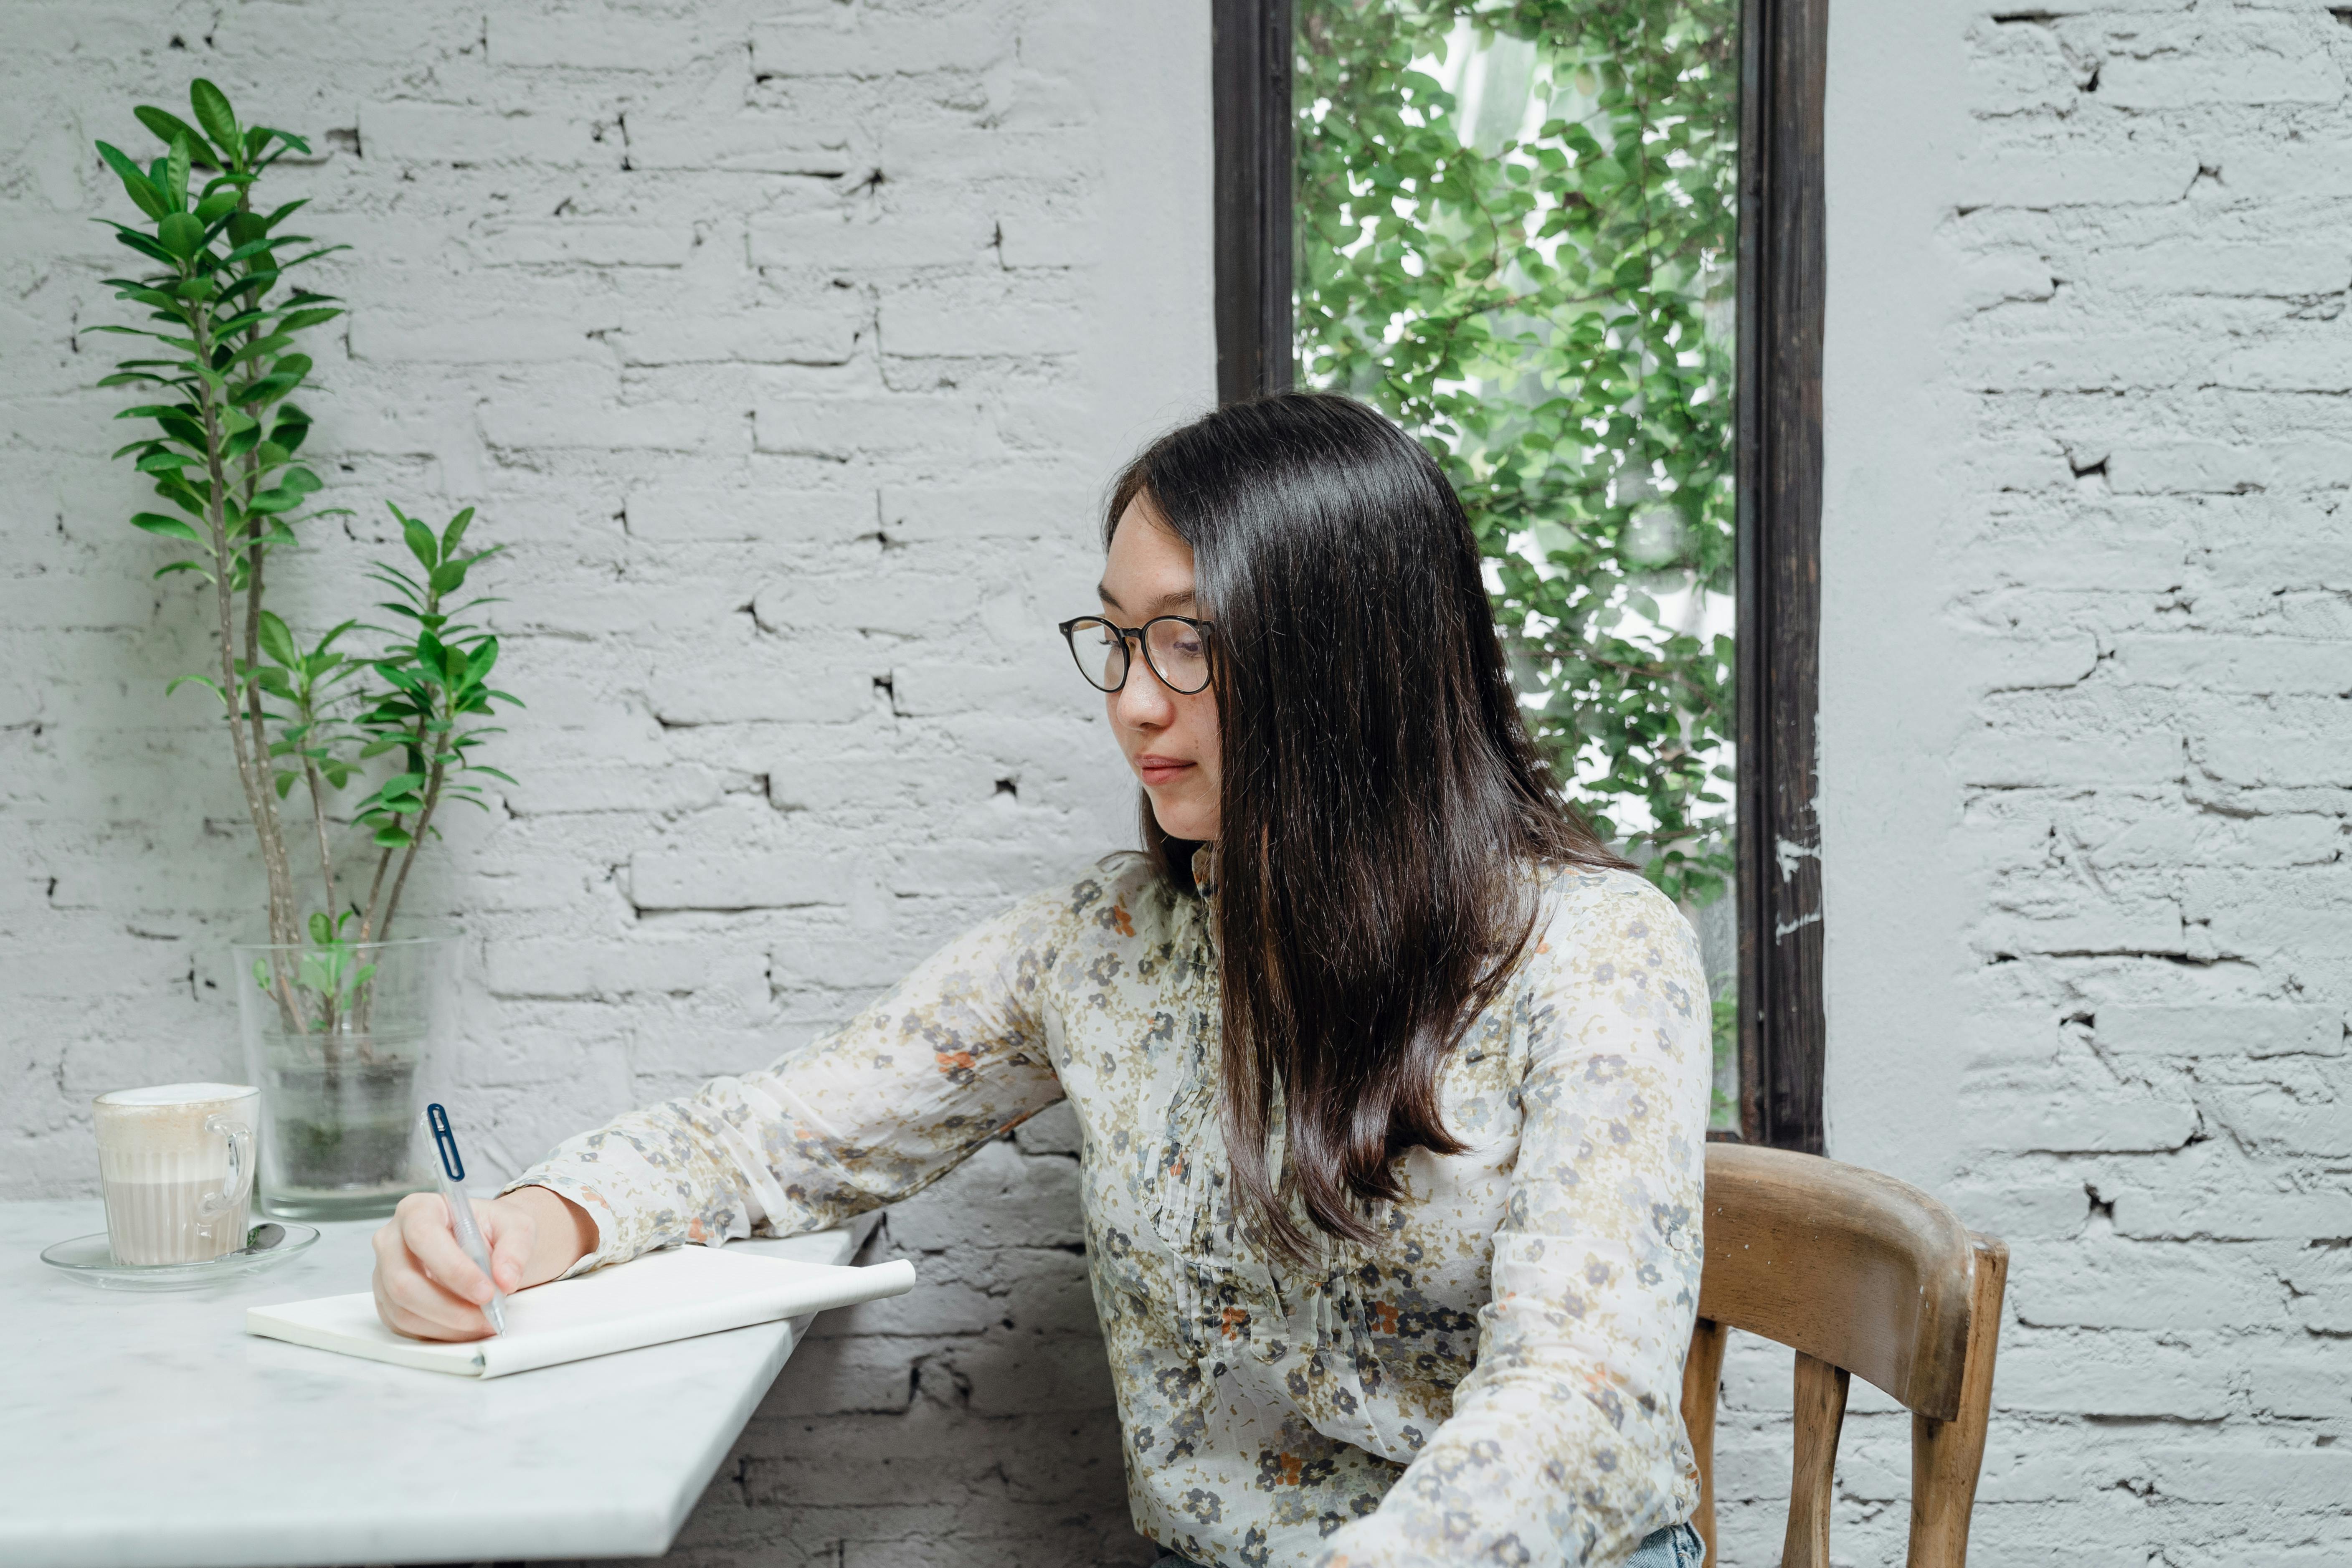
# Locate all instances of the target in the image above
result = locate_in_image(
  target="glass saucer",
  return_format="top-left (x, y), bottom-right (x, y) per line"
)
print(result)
top-left (39, 1222), bottom-right (320, 1291)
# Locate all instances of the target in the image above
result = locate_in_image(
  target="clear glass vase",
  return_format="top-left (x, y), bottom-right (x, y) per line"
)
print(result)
top-left (233, 933), bottom-right (459, 1221)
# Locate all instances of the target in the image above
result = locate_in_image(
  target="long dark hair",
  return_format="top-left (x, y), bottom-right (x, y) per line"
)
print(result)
top-left (1107, 392), bottom-right (1628, 1253)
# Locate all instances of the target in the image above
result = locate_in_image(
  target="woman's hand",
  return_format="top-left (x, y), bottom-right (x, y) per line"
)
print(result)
top-left (370, 1184), bottom-right (598, 1341)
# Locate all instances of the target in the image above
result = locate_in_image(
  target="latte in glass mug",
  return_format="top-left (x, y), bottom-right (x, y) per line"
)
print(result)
top-left (94, 1083), bottom-right (259, 1265)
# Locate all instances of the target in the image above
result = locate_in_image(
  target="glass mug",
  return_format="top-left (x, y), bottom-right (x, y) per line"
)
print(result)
top-left (94, 1083), bottom-right (258, 1265)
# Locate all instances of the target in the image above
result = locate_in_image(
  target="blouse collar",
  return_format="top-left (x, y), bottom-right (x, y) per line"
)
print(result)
top-left (1189, 842), bottom-right (1219, 904)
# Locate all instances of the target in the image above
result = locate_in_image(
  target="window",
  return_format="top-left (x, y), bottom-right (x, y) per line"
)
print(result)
top-left (1213, 0), bottom-right (1824, 1150)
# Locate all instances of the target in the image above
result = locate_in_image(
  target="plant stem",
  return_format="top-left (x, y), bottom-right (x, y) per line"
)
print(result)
top-left (375, 757), bottom-right (444, 948)
top-left (301, 750), bottom-right (341, 918)
top-left (190, 294), bottom-right (302, 1031)
top-left (357, 848), bottom-right (393, 945)
top-left (358, 699), bottom-right (434, 946)
top-left (300, 751), bottom-right (344, 1037)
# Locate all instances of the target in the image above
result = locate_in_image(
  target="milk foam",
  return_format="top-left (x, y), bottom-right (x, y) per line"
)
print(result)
top-left (98, 1082), bottom-right (256, 1107)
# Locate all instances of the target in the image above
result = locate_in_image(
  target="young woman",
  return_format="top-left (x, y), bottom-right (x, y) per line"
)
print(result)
top-left (372, 393), bottom-right (1712, 1568)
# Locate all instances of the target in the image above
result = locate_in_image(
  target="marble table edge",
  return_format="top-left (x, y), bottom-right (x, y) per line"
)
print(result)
top-left (6, 1205), bottom-right (885, 1568)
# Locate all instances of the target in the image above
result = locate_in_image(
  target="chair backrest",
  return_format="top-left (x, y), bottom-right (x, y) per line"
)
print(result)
top-left (1680, 1143), bottom-right (2008, 1568)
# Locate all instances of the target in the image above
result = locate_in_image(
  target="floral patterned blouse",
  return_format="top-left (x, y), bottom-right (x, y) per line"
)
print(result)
top-left (510, 849), bottom-right (1712, 1568)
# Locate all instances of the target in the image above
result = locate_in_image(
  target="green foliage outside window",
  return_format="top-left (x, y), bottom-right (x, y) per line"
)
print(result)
top-left (1294, 0), bottom-right (1740, 911)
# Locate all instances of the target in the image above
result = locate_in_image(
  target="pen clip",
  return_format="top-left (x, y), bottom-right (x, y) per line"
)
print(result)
top-left (425, 1102), bottom-right (465, 1184)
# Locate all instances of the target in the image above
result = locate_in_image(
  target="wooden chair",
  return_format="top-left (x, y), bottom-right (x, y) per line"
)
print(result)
top-left (1680, 1144), bottom-right (2008, 1568)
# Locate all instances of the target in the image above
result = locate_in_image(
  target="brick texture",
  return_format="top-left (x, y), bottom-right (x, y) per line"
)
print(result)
top-left (0, 3), bottom-right (1208, 1565)
top-left (13, 2), bottom-right (2340, 1565)
top-left (1803, 3), bottom-right (2352, 1566)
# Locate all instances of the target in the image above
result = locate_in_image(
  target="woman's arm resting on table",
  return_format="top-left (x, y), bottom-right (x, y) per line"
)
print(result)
top-left (1318, 876), bottom-right (1714, 1568)
top-left (371, 1184), bottom-right (599, 1342)
top-left (371, 886), bottom-right (1070, 1340)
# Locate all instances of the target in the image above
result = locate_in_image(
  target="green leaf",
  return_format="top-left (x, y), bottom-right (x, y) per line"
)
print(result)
top-left (166, 672), bottom-right (228, 705)
top-left (257, 610), bottom-right (299, 667)
top-left (193, 189), bottom-right (240, 223)
top-left (165, 134), bottom-right (192, 211)
top-left (94, 142), bottom-right (170, 220)
top-left (402, 514), bottom-right (440, 571)
top-left (439, 507), bottom-right (476, 558)
top-left (245, 485), bottom-right (306, 514)
top-left (130, 512), bottom-right (203, 542)
top-left (225, 332), bottom-right (294, 370)
top-left (219, 236), bottom-right (284, 269)
top-left (275, 243), bottom-right (351, 270)
top-left (106, 226), bottom-right (179, 265)
top-left (189, 79), bottom-right (241, 160)
top-left (154, 560), bottom-right (212, 582)
top-left (134, 107), bottom-right (220, 168)
top-left (156, 212), bottom-right (205, 259)
top-left (103, 283), bottom-right (181, 310)
top-left (237, 372), bottom-right (302, 406)
top-left (276, 305), bottom-right (341, 332)
top-left (373, 824), bottom-right (414, 847)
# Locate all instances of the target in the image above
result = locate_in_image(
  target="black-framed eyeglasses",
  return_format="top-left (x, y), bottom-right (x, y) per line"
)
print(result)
top-left (1058, 615), bottom-right (1214, 695)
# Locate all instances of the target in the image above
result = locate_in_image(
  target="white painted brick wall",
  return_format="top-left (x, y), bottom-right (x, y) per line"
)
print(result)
top-left (1808, 3), bottom-right (2352, 1565)
top-left (14, 2), bottom-right (2338, 1564)
top-left (0, 3), bottom-right (1208, 1564)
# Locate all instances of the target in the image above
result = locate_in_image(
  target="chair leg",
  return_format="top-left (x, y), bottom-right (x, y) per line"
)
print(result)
top-left (1681, 1317), bottom-right (1727, 1559)
top-left (1782, 1352), bottom-right (1849, 1568)
top-left (1906, 1235), bottom-right (2010, 1568)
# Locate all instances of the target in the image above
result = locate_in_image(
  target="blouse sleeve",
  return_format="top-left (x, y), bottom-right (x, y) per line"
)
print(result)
top-left (1319, 874), bottom-right (1715, 1568)
top-left (503, 889), bottom-right (1070, 1275)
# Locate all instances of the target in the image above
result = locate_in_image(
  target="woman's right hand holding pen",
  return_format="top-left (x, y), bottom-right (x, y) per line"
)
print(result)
top-left (369, 1185), bottom-right (598, 1341)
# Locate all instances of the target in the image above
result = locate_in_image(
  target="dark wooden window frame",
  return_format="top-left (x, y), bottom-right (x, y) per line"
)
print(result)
top-left (1213, 0), bottom-right (1826, 1152)
top-left (1731, 0), bottom-right (1827, 1153)
top-left (1213, 0), bottom-right (1296, 404)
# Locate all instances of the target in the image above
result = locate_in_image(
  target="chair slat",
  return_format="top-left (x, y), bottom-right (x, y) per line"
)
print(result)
top-left (1679, 1317), bottom-right (1726, 1562)
top-left (1677, 1148), bottom-right (2007, 1568)
top-left (1697, 1143), bottom-right (1978, 1419)
top-left (1906, 1235), bottom-right (2010, 1568)
top-left (1782, 1351), bottom-right (1850, 1568)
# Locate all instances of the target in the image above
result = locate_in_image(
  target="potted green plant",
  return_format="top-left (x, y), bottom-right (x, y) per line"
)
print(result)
top-left (92, 81), bottom-right (520, 1218)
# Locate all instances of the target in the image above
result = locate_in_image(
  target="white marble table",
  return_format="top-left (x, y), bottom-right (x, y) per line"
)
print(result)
top-left (0, 1198), bottom-right (878, 1568)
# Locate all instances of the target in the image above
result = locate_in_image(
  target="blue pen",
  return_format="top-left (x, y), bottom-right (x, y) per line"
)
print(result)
top-left (424, 1103), bottom-right (507, 1335)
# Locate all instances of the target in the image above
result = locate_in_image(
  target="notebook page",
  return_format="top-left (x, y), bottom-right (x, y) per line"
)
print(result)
top-left (246, 1245), bottom-right (917, 1378)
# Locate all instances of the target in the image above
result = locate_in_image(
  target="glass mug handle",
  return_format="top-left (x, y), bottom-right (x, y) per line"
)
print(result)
top-left (197, 1112), bottom-right (255, 1221)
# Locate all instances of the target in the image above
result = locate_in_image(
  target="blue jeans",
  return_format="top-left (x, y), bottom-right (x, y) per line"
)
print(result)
top-left (1627, 1520), bottom-right (1708, 1568)
top-left (1151, 1520), bottom-right (1705, 1568)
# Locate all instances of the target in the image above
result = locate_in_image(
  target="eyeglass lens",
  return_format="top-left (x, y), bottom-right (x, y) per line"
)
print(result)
top-left (1067, 618), bottom-right (1209, 695)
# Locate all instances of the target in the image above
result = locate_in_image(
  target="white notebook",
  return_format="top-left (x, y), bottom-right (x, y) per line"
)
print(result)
top-left (246, 1244), bottom-right (917, 1378)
